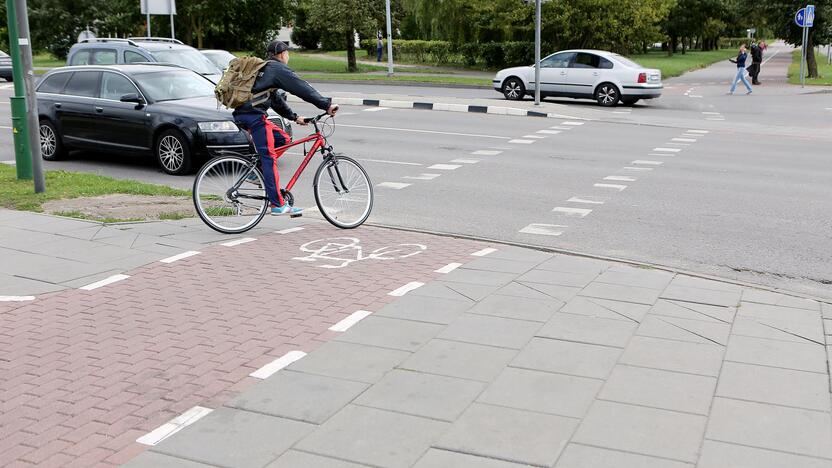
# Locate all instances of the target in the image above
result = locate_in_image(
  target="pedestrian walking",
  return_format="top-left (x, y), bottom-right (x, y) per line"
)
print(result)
top-left (728, 45), bottom-right (753, 95)
top-left (748, 42), bottom-right (763, 85)
top-left (376, 30), bottom-right (383, 62)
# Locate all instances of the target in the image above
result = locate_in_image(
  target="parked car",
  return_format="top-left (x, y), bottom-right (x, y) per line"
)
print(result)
top-left (35, 64), bottom-right (291, 175)
top-left (493, 49), bottom-right (662, 107)
top-left (200, 49), bottom-right (237, 71)
top-left (0, 51), bottom-right (12, 81)
top-left (67, 37), bottom-right (224, 83)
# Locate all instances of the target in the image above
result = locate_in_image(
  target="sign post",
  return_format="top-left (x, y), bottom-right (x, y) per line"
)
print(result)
top-left (795, 5), bottom-right (815, 88)
top-left (140, 0), bottom-right (177, 38)
top-left (534, 0), bottom-right (541, 105)
top-left (385, 0), bottom-right (394, 77)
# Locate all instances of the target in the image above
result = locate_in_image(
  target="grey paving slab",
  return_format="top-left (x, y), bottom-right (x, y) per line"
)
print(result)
top-left (438, 268), bottom-right (518, 287)
top-left (537, 312), bottom-right (637, 348)
top-left (824, 303), bottom-right (832, 319)
top-left (555, 444), bottom-right (693, 468)
top-left (57, 224), bottom-right (105, 241)
top-left (535, 255), bottom-right (610, 275)
top-left (94, 251), bottom-right (169, 272)
top-left (151, 407), bottom-right (315, 468)
top-left (413, 449), bottom-right (535, 468)
top-left (399, 339), bottom-right (518, 382)
top-left (163, 230), bottom-right (239, 244)
top-left (572, 400), bottom-right (707, 463)
top-left (511, 337), bottom-right (621, 379)
top-left (560, 296), bottom-right (649, 323)
top-left (396, 281), bottom-right (475, 302)
top-left (266, 450), bottom-right (371, 468)
top-left (334, 316), bottom-right (444, 352)
top-left (697, 440), bottom-right (832, 468)
top-left (480, 246), bottom-right (553, 263)
top-left (0, 273), bottom-right (65, 295)
top-left (579, 282), bottom-right (662, 305)
top-left (517, 269), bottom-right (599, 288)
top-left (122, 451), bottom-right (220, 468)
top-left (0, 208), bottom-right (32, 223)
top-left (724, 335), bottom-right (827, 373)
top-left (413, 281), bottom-right (499, 302)
top-left (715, 361), bottom-right (831, 411)
top-left (667, 275), bottom-right (744, 293)
top-left (58, 269), bottom-right (128, 289)
top-left (287, 341), bottom-right (410, 384)
top-left (477, 367), bottom-right (601, 418)
top-left (9, 255), bottom-right (118, 284)
top-left (461, 257), bottom-right (540, 274)
top-left (741, 289), bottom-right (821, 311)
top-left (705, 397), bottom-right (832, 459)
top-left (595, 266), bottom-right (675, 290)
top-left (227, 370), bottom-right (368, 424)
top-left (295, 405), bottom-right (449, 468)
top-left (0, 227), bottom-right (67, 249)
top-left (598, 365), bottom-right (716, 415)
top-left (636, 315), bottom-right (729, 345)
top-left (34, 239), bottom-right (138, 266)
top-left (660, 285), bottom-right (741, 307)
top-left (113, 222), bottom-right (194, 237)
top-left (354, 369), bottom-right (485, 421)
top-left (9, 213), bottom-right (99, 232)
top-left (374, 295), bottom-right (472, 325)
top-left (466, 294), bottom-right (563, 322)
top-left (737, 301), bottom-right (821, 324)
top-left (438, 313), bottom-right (541, 349)
top-left (515, 281), bottom-right (582, 303)
top-left (436, 403), bottom-right (578, 467)
top-left (730, 315), bottom-right (824, 345)
top-left (650, 299), bottom-right (736, 323)
top-left (495, 281), bottom-right (565, 301)
top-left (619, 336), bottom-right (724, 377)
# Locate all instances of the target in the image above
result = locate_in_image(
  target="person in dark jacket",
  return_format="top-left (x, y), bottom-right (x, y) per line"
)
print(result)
top-left (748, 42), bottom-right (763, 85)
top-left (233, 40), bottom-right (338, 216)
top-left (728, 44), bottom-right (752, 95)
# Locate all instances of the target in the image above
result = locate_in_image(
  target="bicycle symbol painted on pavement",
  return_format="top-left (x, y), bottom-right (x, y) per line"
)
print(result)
top-left (293, 237), bottom-right (427, 268)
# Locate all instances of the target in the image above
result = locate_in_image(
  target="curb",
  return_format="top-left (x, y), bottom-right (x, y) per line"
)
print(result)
top-left (306, 78), bottom-right (490, 90)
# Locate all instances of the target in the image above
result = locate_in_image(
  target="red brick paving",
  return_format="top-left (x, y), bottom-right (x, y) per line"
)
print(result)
top-left (0, 223), bottom-right (486, 467)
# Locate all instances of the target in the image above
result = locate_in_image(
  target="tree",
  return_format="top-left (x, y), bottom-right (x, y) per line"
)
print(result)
top-left (759, 1), bottom-right (831, 77)
top-left (300, 0), bottom-right (386, 72)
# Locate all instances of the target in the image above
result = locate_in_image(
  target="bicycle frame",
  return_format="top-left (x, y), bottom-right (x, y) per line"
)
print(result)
top-left (278, 132), bottom-right (327, 193)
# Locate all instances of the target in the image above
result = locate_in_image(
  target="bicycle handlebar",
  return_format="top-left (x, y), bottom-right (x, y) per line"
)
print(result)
top-left (303, 105), bottom-right (338, 124)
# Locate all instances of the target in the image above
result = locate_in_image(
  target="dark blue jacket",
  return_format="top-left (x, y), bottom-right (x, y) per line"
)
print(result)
top-left (730, 52), bottom-right (747, 68)
top-left (233, 61), bottom-right (331, 120)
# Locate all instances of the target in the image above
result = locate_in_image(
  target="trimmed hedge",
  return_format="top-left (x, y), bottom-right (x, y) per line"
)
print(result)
top-left (360, 39), bottom-right (545, 69)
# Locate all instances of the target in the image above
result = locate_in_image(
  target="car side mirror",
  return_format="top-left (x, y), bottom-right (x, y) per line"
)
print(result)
top-left (120, 93), bottom-right (144, 105)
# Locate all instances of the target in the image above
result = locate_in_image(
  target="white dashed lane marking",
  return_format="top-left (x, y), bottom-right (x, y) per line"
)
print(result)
top-left (561, 121), bottom-right (585, 126)
top-left (519, 223), bottom-right (566, 236)
top-left (435, 263), bottom-right (462, 274)
top-left (402, 173), bottom-right (441, 180)
top-left (604, 176), bottom-right (636, 182)
top-left (0, 296), bottom-right (35, 302)
top-left (632, 160), bottom-right (663, 165)
top-left (250, 351), bottom-right (308, 379)
top-left (389, 281), bottom-right (425, 296)
top-left (450, 159), bottom-right (480, 164)
top-left (329, 310), bottom-right (374, 332)
top-left (472, 150), bottom-right (502, 156)
top-left (428, 164), bottom-right (462, 170)
top-left (508, 139), bottom-right (535, 144)
top-left (137, 406), bottom-right (214, 446)
top-left (221, 237), bottom-right (257, 247)
top-left (567, 196), bottom-right (606, 205)
top-left (276, 227), bottom-right (305, 234)
top-left (536, 130), bottom-right (561, 134)
top-left (471, 248), bottom-right (497, 257)
top-left (522, 135), bottom-right (545, 139)
top-left (594, 183), bottom-right (627, 191)
top-left (160, 251), bottom-right (201, 264)
top-left (552, 207), bottom-right (592, 217)
top-left (377, 182), bottom-right (411, 189)
top-left (687, 130), bottom-right (709, 134)
top-left (622, 167), bottom-right (652, 172)
top-left (357, 158), bottom-right (421, 166)
top-left (672, 138), bottom-right (696, 142)
top-left (363, 107), bottom-right (389, 112)
top-left (652, 147), bottom-right (681, 153)
top-left (80, 274), bottom-right (131, 291)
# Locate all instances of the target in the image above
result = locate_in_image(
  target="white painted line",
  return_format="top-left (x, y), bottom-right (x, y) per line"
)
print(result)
top-left (276, 227), bottom-right (305, 234)
top-left (632, 160), bottom-right (663, 165)
top-left (450, 158), bottom-right (480, 164)
top-left (622, 167), bottom-right (652, 172)
top-left (665, 143), bottom-right (689, 147)
top-left (519, 223), bottom-right (566, 236)
top-left (377, 182), bottom-right (411, 189)
top-left (701, 111), bottom-right (721, 115)
top-left (363, 107), bottom-right (389, 112)
top-left (0, 296), bottom-right (36, 302)
top-left (648, 154), bottom-right (673, 157)
top-left (471, 247), bottom-right (497, 257)
top-left (594, 183), bottom-right (627, 191)
top-left (567, 197), bottom-right (605, 205)
top-left (681, 134), bottom-right (700, 138)
top-left (561, 121), bottom-right (585, 126)
top-left (604, 176), bottom-right (636, 182)
top-left (80, 274), bottom-right (130, 291)
top-left (428, 164), bottom-right (462, 170)
top-left (652, 147), bottom-right (681, 153)
top-left (552, 207), bottom-right (592, 217)
top-left (137, 406), bottom-right (214, 446)
top-left (522, 135), bottom-right (545, 139)
top-left (612, 111), bottom-right (630, 114)
top-left (160, 251), bottom-right (201, 264)
top-left (689, 95), bottom-right (703, 98)
top-left (389, 281), bottom-right (425, 297)
top-left (402, 173), bottom-right (441, 180)
top-left (508, 139), bottom-right (535, 144)
top-left (761, 47), bottom-right (782, 65)
top-left (250, 351), bottom-right (307, 379)
top-left (549, 126), bottom-right (571, 130)
top-left (357, 158), bottom-right (422, 166)
top-left (338, 124), bottom-right (511, 140)
top-left (435, 262), bottom-right (463, 274)
top-left (672, 138), bottom-right (696, 142)
top-left (0, 126), bottom-right (13, 130)
top-left (705, 118), bottom-right (724, 121)
top-left (329, 310), bottom-right (374, 332)
top-left (536, 130), bottom-right (561, 134)
top-left (472, 150), bottom-right (502, 156)
top-left (221, 237), bottom-right (257, 247)
top-left (687, 130), bottom-right (709, 134)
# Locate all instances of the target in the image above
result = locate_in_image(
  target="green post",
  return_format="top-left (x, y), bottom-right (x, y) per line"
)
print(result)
top-left (5, 0), bottom-right (32, 180)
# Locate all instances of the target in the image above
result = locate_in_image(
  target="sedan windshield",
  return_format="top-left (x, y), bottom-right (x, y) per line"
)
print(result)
top-left (611, 54), bottom-right (643, 68)
top-left (203, 51), bottom-right (236, 70)
top-left (134, 70), bottom-right (216, 102)
top-left (150, 49), bottom-right (221, 75)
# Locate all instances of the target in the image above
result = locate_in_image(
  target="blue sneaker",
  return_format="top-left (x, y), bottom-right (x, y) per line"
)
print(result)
top-left (271, 204), bottom-right (302, 216)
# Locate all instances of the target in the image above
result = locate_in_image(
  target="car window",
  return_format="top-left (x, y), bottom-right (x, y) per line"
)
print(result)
top-left (541, 52), bottom-right (575, 69)
top-left (150, 49), bottom-right (221, 75)
top-left (125, 50), bottom-right (148, 64)
top-left (599, 57), bottom-right (614, 69)
top-left (92, 49), bottom-right (117, 65)
top-left (133, 70), bottom-right (215, 101)
top-left (100, 72), bottom-right (139, 100)
top-left (611, 54), bottom-right (642, 68)
top-left (38, 73), bottom-right (71, 94)
top-left (203, 51), bottom-right (236, 70)
top-left (571, 53), bottom-right (600, 69)
top-left (63, 71), bottom-right (101, 98)
top-left (70, 50), bottom-right (92, 65)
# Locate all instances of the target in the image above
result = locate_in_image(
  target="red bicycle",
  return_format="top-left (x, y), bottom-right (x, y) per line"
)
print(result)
top-left (193, 113), bottom-right (373, 233)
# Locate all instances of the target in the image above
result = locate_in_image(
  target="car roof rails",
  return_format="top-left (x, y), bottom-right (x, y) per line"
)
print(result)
top-left (128, 37), bottom-right (184, 45)
top-left (78, 38), bottom-right (139, 47)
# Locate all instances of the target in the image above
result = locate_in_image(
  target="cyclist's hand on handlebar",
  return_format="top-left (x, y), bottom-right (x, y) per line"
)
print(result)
top-left (327, 104), bottom-right (339, 116)
top-left (294, 115), bottom-right (309, 126)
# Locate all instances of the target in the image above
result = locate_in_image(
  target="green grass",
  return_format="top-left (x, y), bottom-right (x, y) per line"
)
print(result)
top-left (32, 53), bottom-right (65, 68)
top-left (158, 211), bottom-right (191, 220)
top-left (232, 50), bottom-right (388, 73)
top-left (627, 49), bottom-right (735, 78)
top-left (299, 73), bottom-right (490, 87)
top-left (0, 165), bottom-right (189, 212)
top-left (788, 50), bottom-right (832, 85)
top-left (52, 210), bottom-right (144, 223)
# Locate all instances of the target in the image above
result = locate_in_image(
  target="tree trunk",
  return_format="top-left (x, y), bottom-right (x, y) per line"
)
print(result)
top-left (346, 29), bottom-right (357, 72)
top-left (806, 31), bottom-right (818, 78)
top-left (669, 37), bottom-right (676, 56)
top-left (681, 36), bottom-right (686, 54)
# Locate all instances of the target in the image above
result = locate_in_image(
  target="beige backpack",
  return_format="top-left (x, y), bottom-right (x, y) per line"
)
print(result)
top-left (214, 57), bottom-right (273, 109)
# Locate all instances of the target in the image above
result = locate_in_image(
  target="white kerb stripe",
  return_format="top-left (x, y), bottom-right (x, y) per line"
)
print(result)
top-left (561, 121), bottom-right (585, 126)
top-left (508, 139), bottom-right (535, 144)
top-left (435, 262), bottom-right (463, 274)
top-left (221, 237), bottom-right (257, 247)
top-left (652, 148), bottom-right (681, 153)
top-left (536, 130), bottom-right (561, 134)
top-left (471, 247), bottom-right (497, 257)
top-left (472, 150), bottom-right (501, 156)
top-left (377, 182), bottom-right (411, 189)
top-left (250, 350), bottom-right (307, 379)
top-left (428, 164), bottom-right (462, 170)
top-left (450, 158), bottom-right (480, 164)
top-left (604, 175), bottom-right (636, 182)
top-left (160, 251), bottom-right (200, 264)
top-left (519, 223), bottom-right (566, 236)
top-left (389, 281), bottom-right (425, 296)
top-left (632, 160), bottom-right (663, 165)
top-left (552, 207), bottom-right (592, 217)
top-left (276, 227), bottom-right (305, 234)
top-left (136, 406), bottom-right (213, 446)
top-left (0, 295), bottom-right (36, 302)
top-left (80, 274), bottom-right (130, 291)
top-left (567, 197), bottom-right (605, 205)
top-left (329, 310), bottom-right (374, 332)
top-left (594, 183), bottom-right (627, 191)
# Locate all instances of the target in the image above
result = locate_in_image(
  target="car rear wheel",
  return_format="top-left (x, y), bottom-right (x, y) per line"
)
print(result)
top-left (502, 77), bottom-right (525, 101)
top-left (39, 120), bottom-right (66, 161)
top-left (156, 129), bottom-right (193, 175)
top-left (594, 83), bottom-right (620, 107)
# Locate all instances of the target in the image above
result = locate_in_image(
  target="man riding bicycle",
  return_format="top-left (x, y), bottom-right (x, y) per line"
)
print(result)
top-left (233, 40), bottom-right (338, 216)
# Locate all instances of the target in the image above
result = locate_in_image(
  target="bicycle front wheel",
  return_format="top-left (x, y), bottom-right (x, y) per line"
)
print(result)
top-left (193, 156), bottom-right (269, 234)
top-left (313, 155), bottom-right (373, 229)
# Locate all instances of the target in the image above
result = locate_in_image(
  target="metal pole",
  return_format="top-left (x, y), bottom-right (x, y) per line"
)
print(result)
top-left (169, 0), bottom-right (175, 39)
top-left (800, 25), bottom-right (807, 87)
top-left (146, 13), bottom-right (151, 37)
top-left (534, 0), bottom-right (541, 105)
top-left (385, 0), bottom-right (393, 77)
top-left (13, 0), bottom-right (45, 192)
top-left (5, 0), bottom-right (30, 180)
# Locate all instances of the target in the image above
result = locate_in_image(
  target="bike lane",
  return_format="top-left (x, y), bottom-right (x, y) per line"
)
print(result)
top-left (0, 221), bottom-right (488, 467)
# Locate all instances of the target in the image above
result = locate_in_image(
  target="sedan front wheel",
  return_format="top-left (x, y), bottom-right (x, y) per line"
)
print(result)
top-left (502, 78), bottom-right (526, 101)
top-left (594, 83), bottom-right (620, 107)
top-left (156, 129), bottom-right (193, 175)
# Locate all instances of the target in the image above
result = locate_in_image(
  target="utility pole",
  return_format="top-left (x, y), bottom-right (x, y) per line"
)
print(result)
top-left (5, 0), bottom-right (45, 192)
top-left (534, 0), bottom-right (541, 105)
top-left (385, 0), bottom-right (394, 77)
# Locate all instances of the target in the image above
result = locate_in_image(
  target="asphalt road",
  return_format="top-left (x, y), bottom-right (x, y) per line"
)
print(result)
top-left (2, 42), bottom-right (831, 298)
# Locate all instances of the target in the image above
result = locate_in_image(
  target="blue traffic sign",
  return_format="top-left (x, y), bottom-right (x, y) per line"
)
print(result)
top-left (795, 8), bottom-right (806, 27)
top-left (796, 5), bottom-right (815, 27)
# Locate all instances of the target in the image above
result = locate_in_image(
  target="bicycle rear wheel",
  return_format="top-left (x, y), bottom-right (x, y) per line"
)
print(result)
top-left (313, 155), bottom-right (373, 229)
top-left (193, 156), bottom-right (269, 234)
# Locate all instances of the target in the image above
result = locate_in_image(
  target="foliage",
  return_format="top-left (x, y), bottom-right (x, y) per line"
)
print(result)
top-left (758, 0), bottom-right (831, 77)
